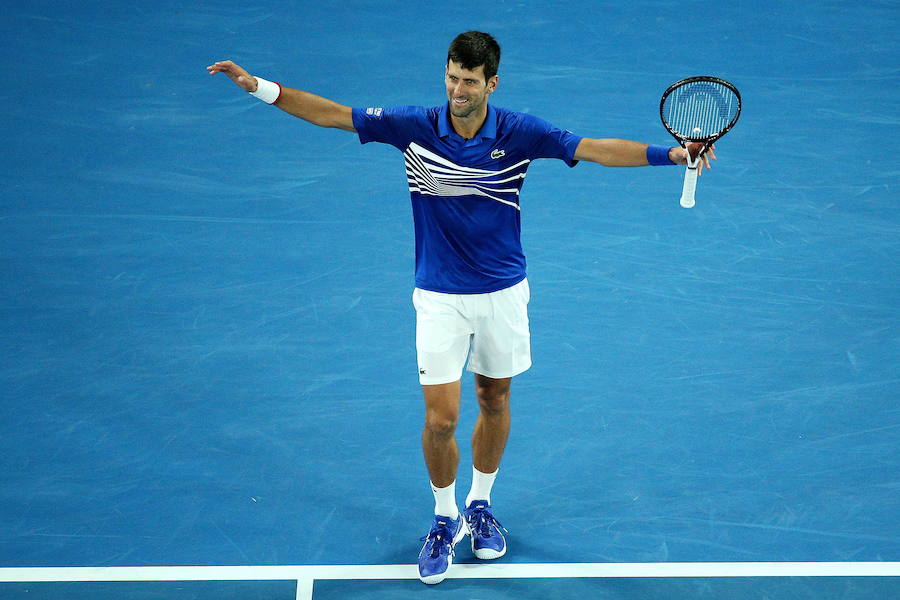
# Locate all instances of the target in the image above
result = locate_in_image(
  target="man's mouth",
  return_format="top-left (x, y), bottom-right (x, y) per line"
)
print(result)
top-left (453, 97), bottom-right (468, 105)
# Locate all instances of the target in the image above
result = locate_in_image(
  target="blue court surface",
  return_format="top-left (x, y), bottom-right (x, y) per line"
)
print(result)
top-left (2, 0), bottom-right (898, 598)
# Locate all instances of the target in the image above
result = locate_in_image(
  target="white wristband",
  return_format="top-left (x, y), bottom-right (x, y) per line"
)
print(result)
top-left (250, 77), bottom-right (281, 104)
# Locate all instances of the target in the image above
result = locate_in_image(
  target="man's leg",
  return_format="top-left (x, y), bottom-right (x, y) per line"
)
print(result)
top-left (418, 380), bottom-right (467, 585)
top-left (413, 285), bottom-right (475, 584)
top-left (471, 374), bottom-right (511, 475)
top-left (422, 380), bottom-right (462, 491)
top-left (469, 374), bottom-right (511, 504)
top-left (463, 374), bottom-right (511, 560)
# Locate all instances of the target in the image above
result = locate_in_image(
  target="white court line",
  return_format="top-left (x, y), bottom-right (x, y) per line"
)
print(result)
top-left (1, 562), bottom-right (899, 583)
top-left (294, 577), bottom-right (314, 600)
top-left (3, 563), bottom-right (900, 600)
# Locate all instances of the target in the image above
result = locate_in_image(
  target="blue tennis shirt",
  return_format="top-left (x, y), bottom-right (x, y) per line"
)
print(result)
top-left (352, 103), bottom-right (582, 294)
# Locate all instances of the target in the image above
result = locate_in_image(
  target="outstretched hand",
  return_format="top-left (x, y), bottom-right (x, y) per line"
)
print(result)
top-left (207, 60), bottom-right (258, 93)
top-left (669, 143), bottom-right (717, 175)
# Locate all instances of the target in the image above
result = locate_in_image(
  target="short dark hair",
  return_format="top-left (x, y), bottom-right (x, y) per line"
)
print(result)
top-left (447, 31), bottom-right (501, 81)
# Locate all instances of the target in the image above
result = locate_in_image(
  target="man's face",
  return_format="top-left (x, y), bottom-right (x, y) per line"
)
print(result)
top-left (445, 61), bottom-right (497, 119)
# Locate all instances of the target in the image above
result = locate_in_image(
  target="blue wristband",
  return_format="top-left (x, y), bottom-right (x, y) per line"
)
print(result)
top-left (647, 144), bottom-right (676, 166)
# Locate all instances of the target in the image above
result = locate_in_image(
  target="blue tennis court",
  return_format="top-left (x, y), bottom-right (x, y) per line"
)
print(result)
top-left (2, 0), bottom-right (898, 598)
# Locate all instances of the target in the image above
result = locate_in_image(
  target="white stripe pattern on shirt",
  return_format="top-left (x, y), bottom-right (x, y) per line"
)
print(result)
top-left (404, 142), bottom-right (530, 210)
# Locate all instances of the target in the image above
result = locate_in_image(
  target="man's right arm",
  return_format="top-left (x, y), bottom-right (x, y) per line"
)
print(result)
top-left (207, 60), bottom-right (356, 132)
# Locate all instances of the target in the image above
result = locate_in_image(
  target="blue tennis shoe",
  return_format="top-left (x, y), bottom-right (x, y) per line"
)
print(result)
top-left (463, 500), bottom-right (507, 559)
top-left (417, 514), bottom-right (467, 584)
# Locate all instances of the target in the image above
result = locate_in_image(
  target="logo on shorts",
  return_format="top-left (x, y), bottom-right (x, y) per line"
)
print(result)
top-left (419, 368), bottom-right (427, 375)
top-left (491, 149), bottom-right (505, 159)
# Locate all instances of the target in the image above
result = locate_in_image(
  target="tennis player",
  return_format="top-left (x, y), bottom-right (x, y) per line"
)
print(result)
top-left (208, 31), bottom-right (714, 585)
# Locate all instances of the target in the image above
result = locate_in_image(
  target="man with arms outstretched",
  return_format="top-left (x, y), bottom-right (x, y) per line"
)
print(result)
top-left (208, 31), bottom-right (713, 585)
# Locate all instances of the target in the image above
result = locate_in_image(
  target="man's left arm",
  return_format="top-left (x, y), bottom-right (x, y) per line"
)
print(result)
top-left (574, 138), bottom-right (715, 173)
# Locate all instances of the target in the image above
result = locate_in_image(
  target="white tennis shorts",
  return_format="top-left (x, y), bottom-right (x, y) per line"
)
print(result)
top-left (413, 278), bottom-right (531, 385)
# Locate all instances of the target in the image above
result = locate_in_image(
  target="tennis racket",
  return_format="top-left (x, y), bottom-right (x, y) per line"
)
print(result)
top-left (660, 76), bottom-right (741, 208)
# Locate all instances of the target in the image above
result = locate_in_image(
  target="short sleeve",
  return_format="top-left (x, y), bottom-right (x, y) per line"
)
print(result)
top-left (351, 105), bottom-right (424, 150)
top-left (517, 113), bottom-right (583, 167)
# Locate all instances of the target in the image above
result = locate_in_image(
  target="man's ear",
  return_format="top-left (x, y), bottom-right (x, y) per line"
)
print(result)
top-left (487, 75), bottom-right (499, 94)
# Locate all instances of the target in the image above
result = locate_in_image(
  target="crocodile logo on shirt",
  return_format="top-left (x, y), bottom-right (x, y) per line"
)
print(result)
top-left (491, 149), bottom-right (505, 159)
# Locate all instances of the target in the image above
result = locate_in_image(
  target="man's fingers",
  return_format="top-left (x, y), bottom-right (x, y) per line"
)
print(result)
top-left (703, 147), bottom-right (717, 173)
top-left (206, 60), bottom-right (236, 74)
top-left (207, 62), bottom-right (253, 90)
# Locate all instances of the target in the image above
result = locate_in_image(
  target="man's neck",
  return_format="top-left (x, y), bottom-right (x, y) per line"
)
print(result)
top-left (450, 106), bottom-right (488, 140)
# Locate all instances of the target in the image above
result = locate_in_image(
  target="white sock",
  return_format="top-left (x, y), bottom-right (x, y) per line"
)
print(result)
top-left (431, 480), bottom-right (459, 519)
top-left (466, 466), bottom-right (498, 507)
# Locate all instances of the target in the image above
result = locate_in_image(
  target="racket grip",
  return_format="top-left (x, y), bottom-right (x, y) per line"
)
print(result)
top-left (680, 166), bottom-right (698, 208)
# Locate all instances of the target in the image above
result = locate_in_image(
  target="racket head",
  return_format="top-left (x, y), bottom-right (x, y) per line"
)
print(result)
top-left (660, 76), bottom-right (741, 146)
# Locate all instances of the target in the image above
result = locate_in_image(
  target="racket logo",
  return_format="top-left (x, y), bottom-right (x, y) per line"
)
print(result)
top-left (490, 149), bottom-right (505, 159)
top-left (673, 89), bottom-right (733, 121)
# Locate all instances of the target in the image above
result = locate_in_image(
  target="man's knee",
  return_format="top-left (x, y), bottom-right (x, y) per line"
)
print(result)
top-left (423, 381), bottom-right (461, 438)
top-left (475, 375), bottom-right (511, 414)
top-left (424, 410), bottom-right (458, 438)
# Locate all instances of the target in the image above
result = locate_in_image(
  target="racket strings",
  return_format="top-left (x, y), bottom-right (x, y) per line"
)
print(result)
top-left (662, 81), bottom-right (739, 139)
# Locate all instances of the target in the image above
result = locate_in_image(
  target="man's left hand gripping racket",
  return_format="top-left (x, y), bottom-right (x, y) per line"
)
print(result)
top-left (660, 76), bottom-right (741, 208)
